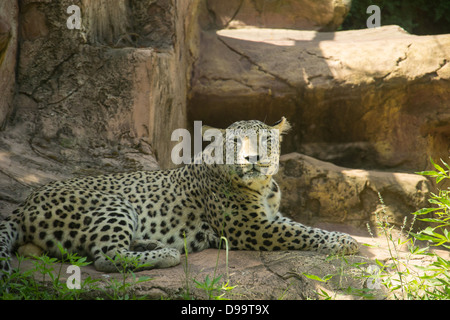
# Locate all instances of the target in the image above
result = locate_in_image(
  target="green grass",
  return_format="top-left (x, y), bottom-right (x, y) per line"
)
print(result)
top-left (192, 236), bottom-right (236, 300)
top-left (0, 245), bottom-right (154, 300)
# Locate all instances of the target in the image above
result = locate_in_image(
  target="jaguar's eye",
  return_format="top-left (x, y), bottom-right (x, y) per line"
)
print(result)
top-left (259, 134), bottom-right (268, 148)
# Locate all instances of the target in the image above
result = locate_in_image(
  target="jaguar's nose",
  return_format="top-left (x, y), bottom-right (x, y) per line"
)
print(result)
top-left (244, 155), bottom-right (260, 163)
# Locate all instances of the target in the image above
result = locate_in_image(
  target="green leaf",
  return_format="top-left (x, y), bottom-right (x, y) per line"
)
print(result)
top-left (409, 245), bottom-right (429, 255)
top-left (412, 207), bottom-right (441, 215)
top-left (415, 170), bottom-right (439, 176)
top-left (435, 255), bottom-right (450, 269)
top-left (317, 288), bottom-right (333, 300)
top-left (430, 157), bottom-right (447, 175)
top-left (136, 276), bottom-right (153, 284)
top-left (422, 227), bottom-right (442, 236)
top-left (302, 273), bottom-right (333, 282)
top-left (417, 218), bottom-right (447, 224)
top-left (437, 176), bottom-right (446, 184)
top-left (361, 243), bottom-right (380, 248)
top-left (375, 259), bottom-right (385, 267)
top-left (440, 158), bottom-right (450, 172)
top-left (410, 232), bottom-right (437, 242)
top-left (437, 197), bottom-right (450, 208)
top-left (211, 275), bottom-right (222, 286)
top-left (428, 198), bottom-right (446, 206)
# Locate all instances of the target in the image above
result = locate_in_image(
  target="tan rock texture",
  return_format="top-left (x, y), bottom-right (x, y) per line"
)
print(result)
top-left (0, 0), bottom-right (18, 127)
top-left (14, 0), bottom-right (192, 168)
top-left (0, 0), bottom-right (198, 216)
top-left (189, 26), bottom-right (450, 171)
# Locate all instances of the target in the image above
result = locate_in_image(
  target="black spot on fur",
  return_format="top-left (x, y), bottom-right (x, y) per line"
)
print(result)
top-left (54, 231), bottom-right (63, 241)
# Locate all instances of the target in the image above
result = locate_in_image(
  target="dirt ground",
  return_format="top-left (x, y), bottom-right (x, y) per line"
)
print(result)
top-left (8, 222), bottom-right (448, 300)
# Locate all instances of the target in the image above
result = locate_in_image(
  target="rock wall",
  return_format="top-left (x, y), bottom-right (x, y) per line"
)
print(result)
top-left (189, 23), bottom-right (450, 173)
top-left (14, 0), bottom-right (194, 168)
top-left (0, 1), bottom-right (18, 128)
top-left (0, 0), bottom-right (200, 216)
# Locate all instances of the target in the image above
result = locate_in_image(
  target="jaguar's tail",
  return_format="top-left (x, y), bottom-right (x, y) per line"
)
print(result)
top-left (0, 217), bottom-right (21, 277)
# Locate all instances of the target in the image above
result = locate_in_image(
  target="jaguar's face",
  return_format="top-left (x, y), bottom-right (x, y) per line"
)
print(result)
top-left (226, 122), bottom-right (280, 181)
top-left (202, 117), bottom-right (291, 184)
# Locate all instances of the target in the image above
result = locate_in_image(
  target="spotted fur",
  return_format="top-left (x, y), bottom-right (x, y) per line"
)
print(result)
top-left (0, 118), bottom-right (358, 274)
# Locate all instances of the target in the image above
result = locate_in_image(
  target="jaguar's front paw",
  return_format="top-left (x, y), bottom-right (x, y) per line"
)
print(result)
top-left (326, 232), bottom-right (359, 255)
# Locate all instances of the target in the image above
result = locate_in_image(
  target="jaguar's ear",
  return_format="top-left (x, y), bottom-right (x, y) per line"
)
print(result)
top-left (272, 117), bottom-right (291, 135)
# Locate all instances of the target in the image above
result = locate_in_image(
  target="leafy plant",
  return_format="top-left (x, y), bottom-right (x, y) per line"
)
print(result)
top-left (303, 158), bottom-right (450, 300)
top-left (0, 244), bottom-right (98, 299)
top-left (0, 246), bottom-right (156, 300)
top-left (193, 236), bottom-right (236, 300)
top-left (368, 159), bottom-right (450, 299)
top-left (406, 158), bottom-right (450, 299)
top-left (193, 273), bottom-right (235, 300)
top-left (102, 253), bottom-right (154, 300)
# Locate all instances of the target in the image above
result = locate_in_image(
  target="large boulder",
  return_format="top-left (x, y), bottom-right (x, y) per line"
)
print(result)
top-left (188, 26), bottom-right (450, 172)
top-left (275, 153), bottom-right (430, 230)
